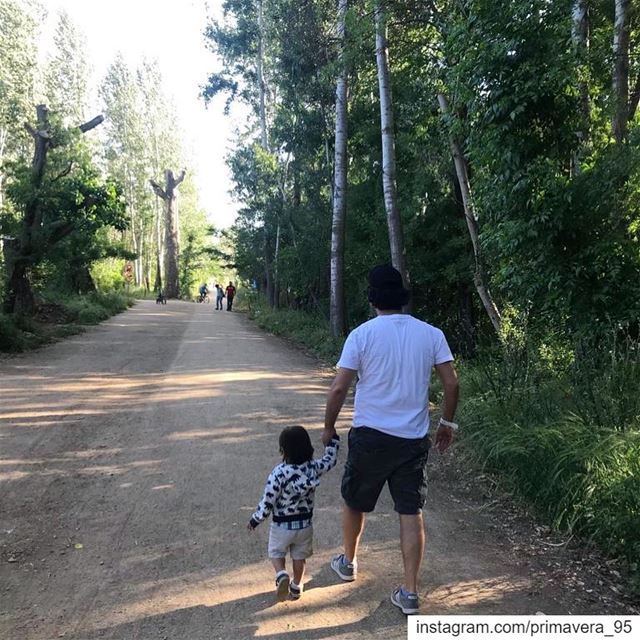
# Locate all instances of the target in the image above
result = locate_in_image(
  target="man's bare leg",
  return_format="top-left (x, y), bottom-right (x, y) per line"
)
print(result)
top-left (343, 504), bottom-right (365, 562)
top-left (399, 513), bottom-right (425, 593)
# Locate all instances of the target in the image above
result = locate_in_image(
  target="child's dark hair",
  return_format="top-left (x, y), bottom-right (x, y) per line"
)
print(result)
top-left (279, 426), bottom-right (314, 465)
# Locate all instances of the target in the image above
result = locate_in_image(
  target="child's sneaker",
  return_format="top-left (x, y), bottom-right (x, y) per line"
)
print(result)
top-left (330, 553), bottom-right (357, 581)
top-left (390, 586), bottom-right (419, 614)
top-left (289, 582), bottom-right (303, 600)
top-left (275, 572), bottom-right (290, 601)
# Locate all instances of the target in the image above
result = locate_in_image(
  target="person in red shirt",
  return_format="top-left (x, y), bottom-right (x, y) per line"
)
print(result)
top-left (225, 282), bottom-right (237, 311)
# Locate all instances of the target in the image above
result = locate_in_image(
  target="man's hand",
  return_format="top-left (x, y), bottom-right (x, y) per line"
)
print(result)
top-left (433, 361), bottom-right (459, 454)
top-left (321, 427), bottom-right (337, 446)
top-left (434, 424), bottom-right (455, 453)
top-left (324, 367), bottom-right (356, 444)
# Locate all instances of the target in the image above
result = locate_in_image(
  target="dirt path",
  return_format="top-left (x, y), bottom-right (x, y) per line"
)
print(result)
top-left (0, 301), bottom-right (636, 639)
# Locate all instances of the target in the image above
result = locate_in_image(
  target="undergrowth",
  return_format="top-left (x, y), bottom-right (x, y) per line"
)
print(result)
top-left (461, 331), bottom-right (640, 587)
top-left (0, 290), bottom-right (134, 353)
top-left (237, 291), bottom-right (344, 364)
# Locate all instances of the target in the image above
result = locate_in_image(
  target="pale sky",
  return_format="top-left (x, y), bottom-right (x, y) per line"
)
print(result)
top-left (39, 0), bottom-right (245, 229)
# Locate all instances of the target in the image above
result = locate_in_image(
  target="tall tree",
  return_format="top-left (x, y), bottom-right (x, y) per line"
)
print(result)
top-left (437, 92), bottom-right (501, 334)
top-left (2, 105), bottom-right (111, 314)
top-left (612, 0), bottom-right (630, 142)
top-left (150, 170), bottom-right (186, 299)
top-left (374, 0), bottom-right (410, 292)
top-left (0, 0), bottom-right (38, 214)
top-left (137, 59), bottom-right (181, 292)
top-left (571, 0), bottom-right (590, 172)
top-left (330, 0), bottom-right (348, 336)
top-left (42, 10), bottom-right (89, 126)
top-left (100, 55), bottom-right (151, 287)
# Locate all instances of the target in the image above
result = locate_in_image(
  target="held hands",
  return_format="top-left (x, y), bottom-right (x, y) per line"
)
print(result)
top-left (321, 426), bottom-right (337, 446)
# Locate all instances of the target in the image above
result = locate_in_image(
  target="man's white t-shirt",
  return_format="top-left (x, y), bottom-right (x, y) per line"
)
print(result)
top-left (337, 314), bottom-right (454, 439)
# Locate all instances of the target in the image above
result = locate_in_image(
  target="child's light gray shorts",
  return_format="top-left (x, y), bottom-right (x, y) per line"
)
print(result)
top-left (268, 523), bottom-right (313, 560)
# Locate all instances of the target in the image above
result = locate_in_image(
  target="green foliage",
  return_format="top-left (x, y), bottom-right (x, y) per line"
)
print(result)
top-left (241, 290), bottom-right (344, 363)
top-left (57, 290), bottom-right (132, 324)
top-left (1, 132), bottom-right (129, 298)
top-left (461, 332), bottom-right (640, 575)
top-left (0, 290), bottom-right (133, 352)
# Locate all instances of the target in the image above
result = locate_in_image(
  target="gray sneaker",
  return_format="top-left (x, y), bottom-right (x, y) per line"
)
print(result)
top-left (330, 553), bottom-right (357, 582)
top-left (390, 586), bottom-right (419, 614)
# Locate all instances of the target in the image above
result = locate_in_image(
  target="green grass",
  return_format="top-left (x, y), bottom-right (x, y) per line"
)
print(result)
top-left (0, 290), bottom-right (134, 353)
top-left (460, 336), bottom-right (640, 585)
top-left (237, 291), bottom-right (344, 364)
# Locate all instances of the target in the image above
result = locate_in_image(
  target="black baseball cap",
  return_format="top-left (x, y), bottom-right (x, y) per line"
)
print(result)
top-left (367, 264), bottom-right (409, 309)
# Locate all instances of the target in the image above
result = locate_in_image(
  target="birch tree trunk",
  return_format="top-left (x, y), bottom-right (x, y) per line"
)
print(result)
top-left (438, 93), bottom-right (502, 334)
top-left (150, 169), bottom-right (185, 299)
top-left (374, 0), bottom-right (410, 294)
top-left (257, 0), bottom-right (269, 150)
top-left (273, 222), bottom-right (280, 308)
top-left (330, 0), bottom-right (348, 337)
top-left (257, 0), bottom-right (275, 305)
top-left (571, 0), bottom-right (590, 174)
top-left (612, 0), bottom-right (630, 143)
top-left (0, 128), bottom-right (6, 261)
top-left (154, 194), bottom-right (164, 292)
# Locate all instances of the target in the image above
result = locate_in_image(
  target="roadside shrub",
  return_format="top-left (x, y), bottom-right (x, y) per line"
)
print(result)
top-left (0, 291), bottom-right (134, 353)
top-left (461, 331), bottom-right (640, 579)
top-left (0, 313), bottom-right (24, 352)
top-left (240, 292), bottom-right (344, 364)
top-left (61, 291), bottom-right (132, 324)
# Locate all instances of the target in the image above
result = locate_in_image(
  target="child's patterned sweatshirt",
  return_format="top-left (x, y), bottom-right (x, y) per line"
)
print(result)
top-left (249, 436), bottom-right (340, 530)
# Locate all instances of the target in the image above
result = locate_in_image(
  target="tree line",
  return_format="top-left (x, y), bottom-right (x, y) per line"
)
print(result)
top-left (0, 1), bottom-right (215, 317)
top-left (205, 0), bottom-right (639, 351)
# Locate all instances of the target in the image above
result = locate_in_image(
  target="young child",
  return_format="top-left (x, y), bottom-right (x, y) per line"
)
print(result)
top-left (248, 425), bottom-right (340, 600)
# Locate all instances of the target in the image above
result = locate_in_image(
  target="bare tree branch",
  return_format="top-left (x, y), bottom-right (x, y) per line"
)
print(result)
top-left (174, 170), bottom-right (186, 187)
top-left (52, 162), bottom-right (73, 182)
top-left (150, 180), bottom-right (168, 200)
top-left (78, 115), bottom-right (104, 134)
top-left (24, 124), bottom-right (38, 138)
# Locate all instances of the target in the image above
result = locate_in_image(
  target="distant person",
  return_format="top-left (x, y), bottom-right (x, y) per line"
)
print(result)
top-left (323, 264), bottom-right (459, 615)
top-left (198, 283), bottom-right (209, 303)
top-left (215, 284), bottom-right (225, 310)
top-left (225, 282), bottom-right (236, 311)
top-left (248, 426), bottom-right (340, 601)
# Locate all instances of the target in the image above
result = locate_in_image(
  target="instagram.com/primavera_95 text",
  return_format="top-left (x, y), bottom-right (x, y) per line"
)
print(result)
top-left (407, 616), bottom-right (640, 640)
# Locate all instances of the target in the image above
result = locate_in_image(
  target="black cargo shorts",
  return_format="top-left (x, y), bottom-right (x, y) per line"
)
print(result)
top-left (341, 426), bottom-right (431, 514)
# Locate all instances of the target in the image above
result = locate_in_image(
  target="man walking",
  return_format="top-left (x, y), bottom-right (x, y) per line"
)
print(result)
top-left (322, 265), bottom-right (459, 614)
top-left (225, 281), bottom-right (237, 311)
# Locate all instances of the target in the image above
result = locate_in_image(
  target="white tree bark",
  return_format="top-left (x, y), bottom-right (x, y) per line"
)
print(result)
top-left (374, 0), bottom-right (410, 293)
top-left (257, 0), bottom-right (269, 150)
top-left (150, 169), bottom-right (185, 299)
top-left (330, 0), bottom-right (348, 337)
top-left (571, 0), bottom-right (589, 174)
top-left (438, 93), bottom-right (502, 334)
top-left (612, 0), bottom-right (630, 143)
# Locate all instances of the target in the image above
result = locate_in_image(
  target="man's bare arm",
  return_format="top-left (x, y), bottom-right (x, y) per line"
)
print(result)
top-left (323, 367), bottom-right (357, 444)
top-left (433, 361), bottom-right (459, 453)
